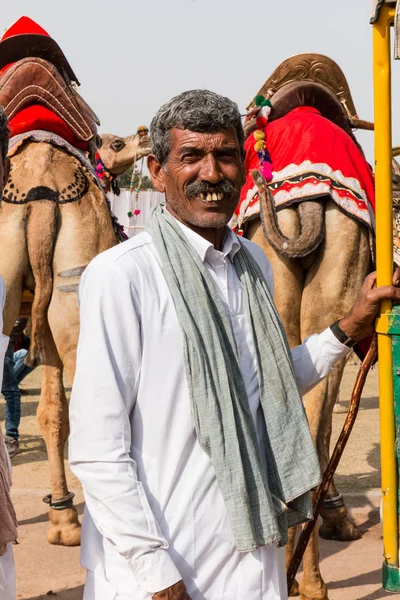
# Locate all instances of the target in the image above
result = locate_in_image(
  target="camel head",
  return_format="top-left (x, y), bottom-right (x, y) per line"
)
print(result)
top-left (96, 127), bottom-right (152, 177)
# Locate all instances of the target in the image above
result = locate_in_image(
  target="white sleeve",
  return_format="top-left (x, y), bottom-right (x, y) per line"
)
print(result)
top-left (68, 258), bottom-right (182, 595)
top-left (291, 329), bottom-right (351, 396)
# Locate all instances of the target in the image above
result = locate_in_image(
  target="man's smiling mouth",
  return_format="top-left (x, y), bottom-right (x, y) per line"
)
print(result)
top-left (198, 192), bottom-right (225, 202)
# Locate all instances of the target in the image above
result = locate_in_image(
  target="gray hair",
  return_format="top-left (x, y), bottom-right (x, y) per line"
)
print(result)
top-left (150, 90), bottom-right (244, 164)
top-left (0, 107), bottom-right (9, 164)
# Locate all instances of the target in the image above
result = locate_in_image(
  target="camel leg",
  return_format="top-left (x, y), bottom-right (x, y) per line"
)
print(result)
top-left (298, 203), bottom-right (369, 600)
top-left (247, 216), bottom-right (303, 597)
top-left (37, 337), bottom-right (80, 546)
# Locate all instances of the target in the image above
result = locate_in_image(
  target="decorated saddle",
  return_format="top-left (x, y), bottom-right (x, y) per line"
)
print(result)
top-left (0, 16), bottom-right (127, 242)
top-left (0, 16), bottom-right (99, 151)
top-left (232, 54), bottom-right (376, 236)
top-left (0, 57), bottom-right (98, 143)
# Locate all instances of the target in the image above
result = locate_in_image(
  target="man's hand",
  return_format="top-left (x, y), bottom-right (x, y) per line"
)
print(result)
top-left (152, 580), bottom-right (191, 599)
top-left (339, 269), bottom-right (400, 342)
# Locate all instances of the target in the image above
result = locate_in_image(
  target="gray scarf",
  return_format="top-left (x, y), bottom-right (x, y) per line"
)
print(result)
top-left (147, 205), bottom-right (321, 550)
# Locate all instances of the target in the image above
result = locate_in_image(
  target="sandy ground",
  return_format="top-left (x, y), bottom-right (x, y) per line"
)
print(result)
top-left (0, 360), bottom-right (399, 600)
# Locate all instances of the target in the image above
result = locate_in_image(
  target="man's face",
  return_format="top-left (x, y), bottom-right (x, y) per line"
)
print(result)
top-left (149, 127), bottom-right (245, 230)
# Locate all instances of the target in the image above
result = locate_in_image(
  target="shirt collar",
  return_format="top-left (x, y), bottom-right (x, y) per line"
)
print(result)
top-left (175, 217), bottom-right (241, 263)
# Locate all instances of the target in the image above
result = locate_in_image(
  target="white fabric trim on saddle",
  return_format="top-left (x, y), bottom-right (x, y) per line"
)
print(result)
top-left (231, 160), bottom-right (375, 233)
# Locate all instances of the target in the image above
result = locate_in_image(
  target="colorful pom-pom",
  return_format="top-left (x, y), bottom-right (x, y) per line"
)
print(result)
top-left (134, 209), bottom-right (141, 215)
top-left (254, 140), bottom-right (266, 152)
top-left (261, 98), bottom-right (272, 108)
top-left (127, 211), bottom-right (133, 217)
top-left (253, 130), bottom-right (265, 141)
top-left (256, 116), bottom-right (268, 129)
top-left (259, 105), bottom-right (272, 119)
top-left (255, 95), bottom-right (265, 107)
top-left (261, 162), bottom-right (273, 181)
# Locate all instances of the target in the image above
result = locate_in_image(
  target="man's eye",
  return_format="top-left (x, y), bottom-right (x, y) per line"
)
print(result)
top-left (218, 152), bottom-right (238, 161)
top-left (182, 154), bottom-right (199, 162)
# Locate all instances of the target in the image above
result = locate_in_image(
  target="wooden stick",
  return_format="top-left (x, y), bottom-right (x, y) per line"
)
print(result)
top-left (286, 336), bottom-right (378, 591)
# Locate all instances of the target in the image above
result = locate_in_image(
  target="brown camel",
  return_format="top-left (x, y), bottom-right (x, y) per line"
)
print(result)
top-left (241, 55), bottom-right (374, 600)
top-left (2, 128), bottom-right (151, 545)
top-left (0, 18), bottom-right (156, 548)
top-left (1, 136), bottom-right (118, 545)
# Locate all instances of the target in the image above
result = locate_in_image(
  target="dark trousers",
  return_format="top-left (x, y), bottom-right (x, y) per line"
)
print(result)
top-left (2, 345), bottom-right (21, 440)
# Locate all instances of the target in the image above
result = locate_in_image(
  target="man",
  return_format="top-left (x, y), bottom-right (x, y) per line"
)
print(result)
top-left (0, 106), bottom-right (17, 600)
top-left (2, 318), bottom-right (30, 458)
top-left (69, 90), bottom-right (400, 600)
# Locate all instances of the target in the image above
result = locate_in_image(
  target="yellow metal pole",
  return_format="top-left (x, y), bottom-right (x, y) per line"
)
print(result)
top-left (373, 4), bottom-right (398, 567)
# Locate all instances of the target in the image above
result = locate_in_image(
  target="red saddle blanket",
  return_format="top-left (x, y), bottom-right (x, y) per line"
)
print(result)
top-left (9, 105), bottom-right (89, 151)
top-left (232, 106), bottom-right (375, 233)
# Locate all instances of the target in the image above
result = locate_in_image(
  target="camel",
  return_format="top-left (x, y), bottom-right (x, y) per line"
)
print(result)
top-left (0, 16), bottom-right (127, 546)
top-left (95, 128), bottom-right (152, 193)
top-left (2, 128), bottom-right (151, 546)
top-left (4, 126), bottom-right (151, 546)
top-left (239, 54), bottom-right (375, 600)
top-left (2, 137), bottom-right (118, 546)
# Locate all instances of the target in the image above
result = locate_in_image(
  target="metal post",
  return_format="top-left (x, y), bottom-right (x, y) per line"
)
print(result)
top-left (373, 4), bottom-right (399, 589)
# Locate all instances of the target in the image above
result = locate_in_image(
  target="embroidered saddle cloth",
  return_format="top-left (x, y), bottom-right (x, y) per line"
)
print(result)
top-left (231, 107), bottom-right (375, 234)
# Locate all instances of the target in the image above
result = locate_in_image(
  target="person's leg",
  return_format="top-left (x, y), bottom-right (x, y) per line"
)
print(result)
top-left (13, 349), bottom-right (33, 385)
top-left (2, 346), bottom-right (21, 444)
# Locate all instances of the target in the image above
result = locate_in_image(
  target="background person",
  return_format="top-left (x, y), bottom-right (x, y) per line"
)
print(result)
top-left (2, 318), bottom-right (30, 458)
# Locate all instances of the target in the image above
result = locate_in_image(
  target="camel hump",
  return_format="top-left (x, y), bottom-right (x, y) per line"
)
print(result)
top-left (10, 140), bottom-right (83, 188)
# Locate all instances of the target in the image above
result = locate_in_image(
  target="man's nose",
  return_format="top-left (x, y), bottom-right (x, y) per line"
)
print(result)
top-left (199, 154), bottom-right (223, 184)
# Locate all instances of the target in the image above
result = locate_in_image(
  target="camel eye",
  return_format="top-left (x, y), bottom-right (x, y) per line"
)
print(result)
top-left (110, 139), bottom-right (125, 152)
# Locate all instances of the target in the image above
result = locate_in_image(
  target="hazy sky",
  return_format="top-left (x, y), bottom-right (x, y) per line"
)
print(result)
top-left (2, 0), bottom-right (400, 163)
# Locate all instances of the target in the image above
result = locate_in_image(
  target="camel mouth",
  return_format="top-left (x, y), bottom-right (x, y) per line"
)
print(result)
top-left (137, 144), bottom-right (152, 157)
top-left (139, 136), bottom-right (152, 149)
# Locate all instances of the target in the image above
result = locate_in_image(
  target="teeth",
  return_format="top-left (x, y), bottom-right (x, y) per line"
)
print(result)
top-left (201, 192), bottom-right (224, 202)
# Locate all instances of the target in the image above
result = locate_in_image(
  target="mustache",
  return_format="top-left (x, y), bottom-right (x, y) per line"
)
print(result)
top-left (185, 180), bottom-right (239, 198)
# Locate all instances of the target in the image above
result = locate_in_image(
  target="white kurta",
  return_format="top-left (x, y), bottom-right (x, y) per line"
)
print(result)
top-left (69, 224), bottom-right (350, 600)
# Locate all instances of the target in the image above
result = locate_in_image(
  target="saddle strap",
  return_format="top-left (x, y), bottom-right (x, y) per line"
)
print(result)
top-left (0, 57), bottom-right (99, 142)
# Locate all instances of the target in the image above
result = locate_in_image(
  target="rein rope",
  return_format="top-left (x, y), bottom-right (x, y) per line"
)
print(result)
top-left (127, 125), bottom-right (148, 223)
top-left (95, 151), bottom-right (120, 196)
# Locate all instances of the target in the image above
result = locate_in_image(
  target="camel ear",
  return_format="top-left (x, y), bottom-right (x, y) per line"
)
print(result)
top-left (95, 135), bottom-right (102, 149)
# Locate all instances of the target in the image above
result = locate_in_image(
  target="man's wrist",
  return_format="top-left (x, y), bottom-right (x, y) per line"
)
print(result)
top-left (330, 318), bottom-right (357, 347)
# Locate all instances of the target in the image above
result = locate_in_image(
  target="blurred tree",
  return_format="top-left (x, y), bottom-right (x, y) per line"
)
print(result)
top-left (117, 166), bottom-right (154, 190)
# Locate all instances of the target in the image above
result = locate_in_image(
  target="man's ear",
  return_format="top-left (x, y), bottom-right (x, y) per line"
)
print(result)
top-left (147, 154), bottom-right (166, 192)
